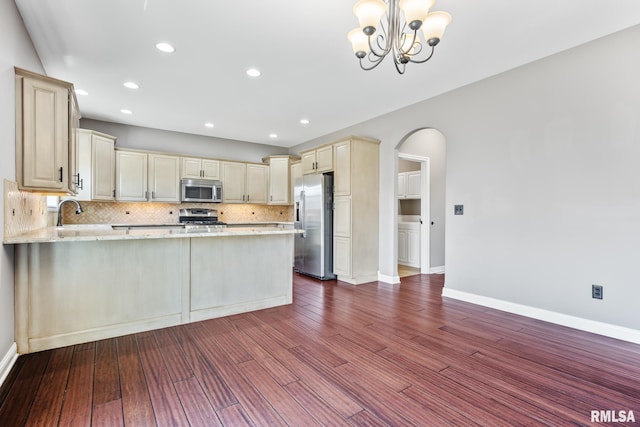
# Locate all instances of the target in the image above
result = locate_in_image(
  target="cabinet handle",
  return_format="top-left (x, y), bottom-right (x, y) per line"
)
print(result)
top-left (242, 195), bottom-right (245, 202)
top-left (247, 194), bottom-right (250, 201)
top-left (113, 189), bottom-right (115, 197)
top-left (152, 191), bottom-right (155, 199)
top-left (270, 195), bottom-right (272, 201)
top-left (59, 167), bottom-right (63, 182)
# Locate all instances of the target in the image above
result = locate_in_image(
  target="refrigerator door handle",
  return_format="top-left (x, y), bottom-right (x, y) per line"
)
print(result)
top-left (300, 190), bottom-right (305, 238)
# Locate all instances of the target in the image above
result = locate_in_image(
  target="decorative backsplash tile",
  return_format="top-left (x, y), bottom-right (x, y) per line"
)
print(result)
top-left (3, 180), bottom-right (49, 238)
top-left (61, 201), bottom-right (294, 225)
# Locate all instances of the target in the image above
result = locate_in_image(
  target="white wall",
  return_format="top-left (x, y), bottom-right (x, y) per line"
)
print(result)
top-left (1, 0), bottom-right (45, 373)
top-left (290, 24), bottom-right (640, 332)
top-left (81, 118), bottom-right (288, 163)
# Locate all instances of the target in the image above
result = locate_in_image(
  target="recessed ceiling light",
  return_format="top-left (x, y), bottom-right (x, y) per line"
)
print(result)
top-left (269, 133), bottom-right (278, 139)
top-left (300, 119), bottom-right (310, 125)
top-left (124, 82), bottom-right (139, 89)
top-left (205, 123), bottom-right (214, 128)
top-left (246, 68), bottom-right (261, 77)
top-left (155, 42), bottom-right (175, 53)
top-left (120, 109), bottom-right (133, 115)
top-left (75, 89), bottom-right (88, 96)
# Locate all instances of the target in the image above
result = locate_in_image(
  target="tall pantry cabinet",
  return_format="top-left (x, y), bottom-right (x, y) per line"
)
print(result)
top-left (332, 137), bottom-right (380, 285)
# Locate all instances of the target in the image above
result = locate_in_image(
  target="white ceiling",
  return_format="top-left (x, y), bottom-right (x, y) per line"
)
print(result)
top-left (15, 0), bottom-right (640, 148)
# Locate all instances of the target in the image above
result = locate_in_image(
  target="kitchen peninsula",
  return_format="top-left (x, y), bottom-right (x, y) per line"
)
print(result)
top-left (6, 225), bottom-right (300, 353)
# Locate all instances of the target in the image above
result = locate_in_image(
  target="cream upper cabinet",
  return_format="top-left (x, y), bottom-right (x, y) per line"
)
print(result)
top-left (333, 139), bottom-right (351, 196)
top-left (15, 68), bottom-right (77, 193)
top-left (301, 145), bottom-right (333, 175)
top-left (116, 150), bottom-right (148, 201)
top-left (116, 150), bottom-right (179, 202)
top-left (77, 129), bottom-right (116, 201)
top-left (221, 161), bottom-right (246, 203)
top-left (221, 161), bottom-right (268, 204)
top-left (181, 157), bottom-right (220, 180)
top-left (246, 163), bottom-right (268, 204)
top-left (148, 154), bottom-right (180, 202)
top-left (264, 155), bottom-right (299, 205)
top-left (398, 170), bottom-right (421, 199)
top-left (290, 161), bottom-right (302, 204)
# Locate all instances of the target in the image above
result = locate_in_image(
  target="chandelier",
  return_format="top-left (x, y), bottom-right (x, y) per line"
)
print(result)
top-left (348, 0), bottom-right (451, 74)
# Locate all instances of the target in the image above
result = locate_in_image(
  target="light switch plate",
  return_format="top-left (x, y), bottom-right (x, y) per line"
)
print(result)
top-left (454, 205), bottom-right (464, 215)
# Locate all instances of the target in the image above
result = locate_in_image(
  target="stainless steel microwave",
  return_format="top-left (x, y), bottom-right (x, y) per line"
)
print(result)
top-left (180, 179), bottom-right (222, 203)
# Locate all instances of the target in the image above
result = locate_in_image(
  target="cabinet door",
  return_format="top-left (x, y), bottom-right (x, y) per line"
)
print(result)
top-left (202, 159), bottom-right (220, 180)
top-left (268, 157), bottom-right (289, 204)
top-left (398, 228), bottom-right (409, 264)
top-left (92, 134), bottom-right (115, 200)
top-left (333, 140), bottom-right (351, 196)
top-left (116, 151), bottom-right (147, 201)
top-left (333, 196), bottom-right (351, 238)
top-left (20, 77), bottom-right (69, 191)
top-left (316, 145), bottom-right (333, 172)
top-left (301, 151), bottom-right (316, 175)
top-left (407, 229), bottom-right (421, 267)
top-left (246, 163), bottom-right (268, 204)
top-left (406, 170), bottom-right (421, 198)
top-left (181, 157), bottom-right (202, 179)
top-left (290, 162), bottom-right (302, 205)
top-left (333, 236), bottom-right (352, 277)
top-left (148, 154), bottom-right (180, 202)
top-left (68, 94), bottom-right (81, 194)
top-left (221, 162), bottom-right (246, 203)
top-left (76, 130), bottom-right (92, 201)
top-left (398, 173), bottom-right (407, 199)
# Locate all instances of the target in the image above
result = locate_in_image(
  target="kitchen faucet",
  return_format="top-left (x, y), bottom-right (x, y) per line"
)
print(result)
top-left (56, 199), bottom-right (84, 227)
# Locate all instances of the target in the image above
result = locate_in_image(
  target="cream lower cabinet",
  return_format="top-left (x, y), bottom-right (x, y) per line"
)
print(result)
top-left (221, 161), bottom-right (268, 203)
top-left (15, 68), bottom-right (78, 193)
top-left (332, 136), bottom-right (380, 285)
top-left (115, 150), bottom-right (180, 202)
top-left (398, 222), bottom-right (420, 267)
top-left (77, 129), bottom-right (116, 201)
top-left (181, 157), bottom-right (220, 179)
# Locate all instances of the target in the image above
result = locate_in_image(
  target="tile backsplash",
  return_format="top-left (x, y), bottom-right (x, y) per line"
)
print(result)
top-left (61, 201), bottom-right (294, 225)
top-left (3, 180), bottom-right (49, 239)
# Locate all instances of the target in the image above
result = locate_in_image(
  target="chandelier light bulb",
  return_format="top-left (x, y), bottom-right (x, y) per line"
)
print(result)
top-left (422, 11), bottom-right (451, 45)
top-left (353, 0), bottom-right (386, 36)
top-left (348, 28), bottom-right (370, 58)
top-left (399, 0), bottom-right (435, 30)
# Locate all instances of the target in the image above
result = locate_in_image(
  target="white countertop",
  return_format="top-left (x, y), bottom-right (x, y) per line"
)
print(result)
top-left (3, 223), bottom-right (301, 244)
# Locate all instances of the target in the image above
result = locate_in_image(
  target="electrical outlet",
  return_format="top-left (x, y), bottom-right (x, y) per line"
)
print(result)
top-left (454, 205), bottom-right (464, 215)
top-left (592, 284), bottom-right (603, 300)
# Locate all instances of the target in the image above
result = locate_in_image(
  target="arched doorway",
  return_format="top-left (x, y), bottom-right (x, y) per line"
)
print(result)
top-left (396, 128), bottom-right (446, 276)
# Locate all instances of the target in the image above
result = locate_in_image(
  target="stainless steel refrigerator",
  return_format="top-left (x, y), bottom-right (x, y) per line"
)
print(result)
top-left (294, 173), bottom-right (336, 280)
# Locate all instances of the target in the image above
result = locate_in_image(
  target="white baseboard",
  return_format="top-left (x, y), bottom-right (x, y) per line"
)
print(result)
top-left (0, 342), bottom-right (18, 388)
top-left (442, 288), bottom-right (640, 345)
top-left (429, 265), bottom-right (445, 274)
top-left (378, 272), bottom-right (400, 284)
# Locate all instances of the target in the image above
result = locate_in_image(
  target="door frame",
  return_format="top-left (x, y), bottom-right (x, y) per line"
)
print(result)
top-left (398, 153), bottom-right (430, 274)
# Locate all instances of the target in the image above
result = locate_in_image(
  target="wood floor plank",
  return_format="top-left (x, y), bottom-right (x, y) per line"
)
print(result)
top-left (173, 377), bottom-right (222, 427)
top-left (92, 399), bottom-right (124, 427)
top-left (2, 273), bottom-right (640, 426)
top-left (137, 335), bottom-right (190, 426)
top-left (116, 334), bottom-right (156, 426)
top-left (0, 352), bottom-right (50, 426)
top-left (58, 345), bottom-right (95, 426)
top-left (24, 346), bottom-right (73, 426)
top-left (93, 338), bottom-right (120, 406)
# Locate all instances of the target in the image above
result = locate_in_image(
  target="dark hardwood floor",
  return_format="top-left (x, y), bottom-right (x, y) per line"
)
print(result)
top-left (1, 273), bottom-right (639, 426)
